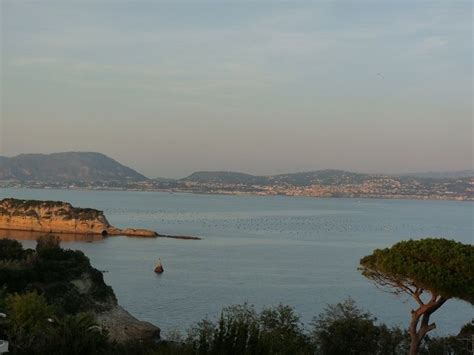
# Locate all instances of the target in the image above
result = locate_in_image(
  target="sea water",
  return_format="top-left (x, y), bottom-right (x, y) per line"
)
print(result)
top-left (0, 188), bottom-right (472, 335)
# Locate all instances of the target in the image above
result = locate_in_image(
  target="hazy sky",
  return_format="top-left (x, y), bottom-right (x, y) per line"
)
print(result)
top-left (1, 1), bottom-right (472, 178)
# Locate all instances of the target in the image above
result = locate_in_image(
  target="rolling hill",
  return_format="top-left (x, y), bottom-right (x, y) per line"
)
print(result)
top-left (182, 170), bottom-right (373, 186)
top-left (0, 152), bottom-right (148, 182)
top-left (183, 171), bottom-right (269, 185)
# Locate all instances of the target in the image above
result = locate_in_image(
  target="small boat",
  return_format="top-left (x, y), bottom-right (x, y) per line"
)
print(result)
top-left (154, 259), bottom-right (164, 274)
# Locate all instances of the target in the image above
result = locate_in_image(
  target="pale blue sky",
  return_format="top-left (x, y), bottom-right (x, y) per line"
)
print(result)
top-left (1, 1), bottom-right (472, 178)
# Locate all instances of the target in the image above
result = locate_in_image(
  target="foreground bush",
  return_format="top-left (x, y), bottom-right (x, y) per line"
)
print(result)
top-left (5, 291), bottom-right (54, 354)
top-left (1, 291), bottom-right (108, 354)
top-left (311, 298), bottom-right (409, 354)
top-left (180, 303), bottom-right (312, 355)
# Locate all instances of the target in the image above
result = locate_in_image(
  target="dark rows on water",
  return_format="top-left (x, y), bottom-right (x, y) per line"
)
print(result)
top-left (104, 208), bottom-right (462, 239)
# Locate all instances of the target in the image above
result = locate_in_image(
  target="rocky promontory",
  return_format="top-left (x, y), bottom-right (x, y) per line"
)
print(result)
top-left (0, 198), bottom-right (158, 237)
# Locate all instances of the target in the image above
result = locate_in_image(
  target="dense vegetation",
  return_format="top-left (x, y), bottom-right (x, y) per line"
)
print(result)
top-left (360, 239), bottom-right (474, 303)
top-left (151, 299), bottom-right (470, 355)
top-left (0, 237), bottom-right (471, 354)
top-left (0, 236), bottom-right (115, 315)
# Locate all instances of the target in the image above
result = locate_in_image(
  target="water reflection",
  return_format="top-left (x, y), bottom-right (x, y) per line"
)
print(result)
top-left (0, 229), bottom-right (104, 243)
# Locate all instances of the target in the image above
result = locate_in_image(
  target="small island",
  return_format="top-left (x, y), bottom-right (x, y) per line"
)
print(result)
top-left (0, 198), bottom-right (158, 238)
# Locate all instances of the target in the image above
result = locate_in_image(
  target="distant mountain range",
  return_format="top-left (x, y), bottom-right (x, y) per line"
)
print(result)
top-left (0, 152), bottom-right (147, 182)
top-left (1, 152), bottom-right (471, 200)
top-left (0, 152), bottom-right (472, 185)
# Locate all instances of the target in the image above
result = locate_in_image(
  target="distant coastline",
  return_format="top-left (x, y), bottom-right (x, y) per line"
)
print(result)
top-left (1, 183), bottom-right (472, 202)
top-left (1, 152), bottom-right (472, 202)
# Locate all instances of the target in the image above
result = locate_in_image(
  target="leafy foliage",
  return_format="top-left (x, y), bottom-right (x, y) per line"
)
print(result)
top-left (0, 239), bottom-right (26, 260)
top-left (49, 312), bottom-right (108, 355)
top-left (360, 238), bottom-right (474, 303)
top-left (182, 303), bottom-right (312, 355)
top-left (311, 298), bottom-right (409, 355)
top-left (420, 335), bottom-right (472, 355)
top-left (2, 291), bottom-right (108, 354)
top-left (4, 291), bottom-right (55, 354)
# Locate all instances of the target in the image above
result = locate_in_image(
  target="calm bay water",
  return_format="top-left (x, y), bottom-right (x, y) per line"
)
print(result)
top-left (1, 188), bottom-right (472, 336)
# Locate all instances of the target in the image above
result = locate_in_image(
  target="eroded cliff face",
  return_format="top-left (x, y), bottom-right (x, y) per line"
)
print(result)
top-left (0, 198), bottom-right (111, 235)
top-left (0, 198), bottom-right (157, 237)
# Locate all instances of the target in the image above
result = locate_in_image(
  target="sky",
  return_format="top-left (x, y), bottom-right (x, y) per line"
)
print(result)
top-left (0, 1), bottom-right (472, 178)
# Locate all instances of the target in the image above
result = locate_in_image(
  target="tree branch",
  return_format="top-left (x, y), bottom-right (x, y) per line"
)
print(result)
top-left (413, 287), bottom-right (424, 306)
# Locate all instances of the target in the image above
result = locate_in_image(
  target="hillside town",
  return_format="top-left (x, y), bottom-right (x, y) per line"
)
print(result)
top-left (1, 175), bottom-right (472, 201)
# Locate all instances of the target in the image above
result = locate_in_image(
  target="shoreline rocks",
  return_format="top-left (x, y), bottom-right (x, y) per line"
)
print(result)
top-left (157, 234), bottom-right (201, 240)
top-left (107, 227), bottom-right (158, 238)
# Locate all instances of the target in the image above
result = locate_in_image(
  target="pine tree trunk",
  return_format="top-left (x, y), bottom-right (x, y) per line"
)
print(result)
top-left (409, 311), bottom-right (422, 355)
top-left (409, 336), bottom-right (421, 355)
top-left (407, 294), bottom-right (447, 355)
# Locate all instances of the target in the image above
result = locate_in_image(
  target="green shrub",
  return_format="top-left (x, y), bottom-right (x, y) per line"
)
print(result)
top-left (259, 304), bottom-right (311, 354)
top-left (183, 303), bottom-right (312, 355)
top-left (5, 291), bottom-right (55, 354)
top-left (311, 298), bottom-right (403, 355)
top-left (49, 312), bottom-right (108, 355)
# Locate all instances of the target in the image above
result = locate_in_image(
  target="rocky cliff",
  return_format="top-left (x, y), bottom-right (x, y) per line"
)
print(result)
top-left (0, 198), bottom-right (157, 237)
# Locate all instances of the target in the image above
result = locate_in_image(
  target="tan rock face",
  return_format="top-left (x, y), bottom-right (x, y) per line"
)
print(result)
top-left (0, 198), bottom-right (160, 237)
top-left (0, 198), bottom-right (111, 235)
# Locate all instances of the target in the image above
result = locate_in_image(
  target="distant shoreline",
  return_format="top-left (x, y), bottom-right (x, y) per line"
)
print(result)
top-left (1, 185), bottom-right (471, 202)
top-left (1, 152), bottom-right (471, 201)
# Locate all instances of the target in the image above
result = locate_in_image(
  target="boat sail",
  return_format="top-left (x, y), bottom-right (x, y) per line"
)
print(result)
top-left (154, 259), bottom-right (164, 273)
